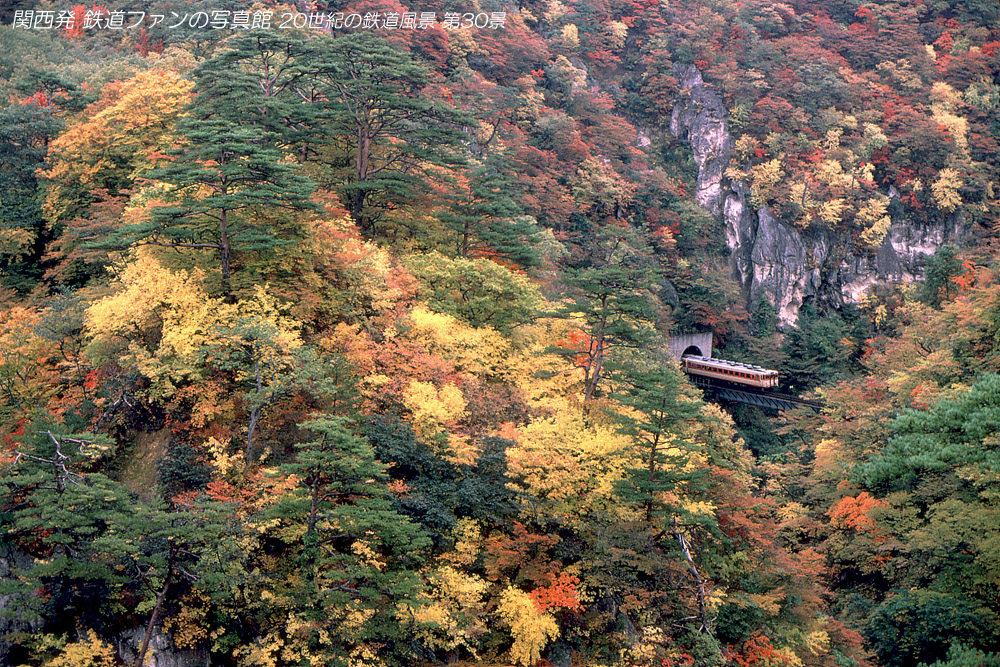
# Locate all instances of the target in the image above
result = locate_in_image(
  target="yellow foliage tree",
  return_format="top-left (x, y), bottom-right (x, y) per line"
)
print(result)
top-left (406, 305), bottom-right (512, 379)
top-left (301, 215), bottom-right (417, 326)
top-left (818, 198), bottom-right (847, 226)
top-left (561, 24), bottom-right (580, 48)
top-left (572, 157), bottom-right (635, 219)
top-left (856, 197), bottom-right (892, 248)
top-left (402, 379), bottom-right (471, 462)
top-left (85, 249), bottom-right (228, 397)
top-left (44, 631), bottom-right (117, 667)
top-left (496, 586), bottom-right (560, 667)
top-left (932, 168), bottom-right (964, 212)
top-left (403, 380), bottom-right (466, 437)
top-left (747, 159), bottom-right (784, 208)
top-left (607, 20), bottom-right (628, 49)
top-left (860, 122), bottom-right (888, 158)
top-left (87, 251), bottom-right (314, 462)
top-left (0, 306), bottom-right (58, 421)
top-left (410, 566), bottom-right (489, 655)
top-left (42, 69), bottom-right (194, 225)
top-left (500, 318), bottom-right (634, 518)
top-left (506, 403), bottom-right (632, 518)
top-left (932, 108), bottom-right (968, 153)
top-left (735, 134), bottom-right (762, 162)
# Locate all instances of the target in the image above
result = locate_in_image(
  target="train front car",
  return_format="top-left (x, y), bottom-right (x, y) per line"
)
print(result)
top-left (681, 355), bottom-right (779, 389)
top-left (760, 367), bottom-right (779, 389)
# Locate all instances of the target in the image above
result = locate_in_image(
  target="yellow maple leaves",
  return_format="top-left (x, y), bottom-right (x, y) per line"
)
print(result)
top-left (561, 23), bottom-right (580, 48)
top-left (42, 69), bottom-right (194, 224)
top-left (505, 405), bottom-right (631, 514)
top-left (746, 159), bottom-right (784, 209)
top-left (0, 306), bottom-right (55, 418)
top-left (85, 249), bottom-right (218, 395)
top-left (856, 197), bottom-right (892, 248)
top-left (406, 305), bottom-right (512, 379)
top-left (86, 249), bottom-right (304, 407)
top-left (409, 566), bottom-right (490, 654)
top-left (43, 631), bottom-right (117, 667)
top-left (404, 380), bottom-right (466, 431)
top-left (931, 167), bottom-right (964, 212)
top-left (496, 586), bottom-right (560, 666)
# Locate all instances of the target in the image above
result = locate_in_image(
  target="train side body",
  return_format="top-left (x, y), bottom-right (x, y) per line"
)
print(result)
top-left (680, 355), bottom-right (779, 389)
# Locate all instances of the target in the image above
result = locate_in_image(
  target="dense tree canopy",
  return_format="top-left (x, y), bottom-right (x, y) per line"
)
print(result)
top-left (1, 1), bottom-right (1000, 666)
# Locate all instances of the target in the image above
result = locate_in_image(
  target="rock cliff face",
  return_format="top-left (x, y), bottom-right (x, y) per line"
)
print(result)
top-left (116, 626), bottom-right (211, 667)
top-left (669, 65), bottom-right (732, 217)
top-left (669, 63), bottom-right (964, 326)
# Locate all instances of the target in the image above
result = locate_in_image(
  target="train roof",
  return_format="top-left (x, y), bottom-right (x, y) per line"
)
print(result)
top-left (682, 354), bottom-right (778, 374)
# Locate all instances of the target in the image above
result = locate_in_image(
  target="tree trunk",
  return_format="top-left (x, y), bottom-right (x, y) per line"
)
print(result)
top-left (219, 208), bottom-right (231, 289)
top-left (357, 121), bottom-right (371, 184)
top-left (673, 521), bottom-right (711, 634)
top-left (246, 356), bottom-right (263, 466)
top-left (354, 118), bottom-right (372, 233)
top-left (135, 547), bottom-right (175, 667)
top-left (584, 315), bottom-right (607, 402)
top-left (646, 431), bottom-right (660, 524)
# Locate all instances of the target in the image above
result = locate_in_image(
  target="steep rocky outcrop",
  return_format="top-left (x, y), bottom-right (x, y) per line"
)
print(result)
top-left (669, 65), bottom-right (732, 217)
top-left (116, 626), bottom-right (211, 667)
top-left (669, 63), bottom-right (964, 326)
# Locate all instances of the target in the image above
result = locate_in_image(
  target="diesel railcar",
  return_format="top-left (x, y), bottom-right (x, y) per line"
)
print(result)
top-left (681, 355), bottom-right (779, 389)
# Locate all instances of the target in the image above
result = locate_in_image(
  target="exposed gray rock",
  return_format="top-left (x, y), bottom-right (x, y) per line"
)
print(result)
top-left (116, 626), bottom-right (211, 667)
top-left (669, 63), bottom-right (964, 326)
top-left (669, 64), bottom-right (732, 216)
top-left (838, 216), bottom-right (962, 303)
top-left (748, 207), bottom-right (831, 325)
top-left (636, 128), bottom-right (651, 149)
top-left (723, 181), bottom-right (757, 301)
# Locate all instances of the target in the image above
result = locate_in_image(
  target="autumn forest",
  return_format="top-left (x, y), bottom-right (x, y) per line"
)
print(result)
top-left (2, 0), bottom-right (1000, 666)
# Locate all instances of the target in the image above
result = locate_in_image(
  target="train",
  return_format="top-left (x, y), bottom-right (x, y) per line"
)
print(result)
top-left (681, 355), bottom-right (779, 389)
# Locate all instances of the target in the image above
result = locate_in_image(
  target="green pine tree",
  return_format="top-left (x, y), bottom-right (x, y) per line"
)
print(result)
top-left (606, 353), bottom-right (706, 524)
top-left (0, 103), bottom-right (61, 291)
top-left (555, 226), bottom-right (662, 402)
top-left (308, 33), bottom-right (470, 237)
top-left (107, 49), bottom-right (316, 288)
top-left (437, 160), bottom-right (540, 267)
top-left (264, 415), bottom-right (430, 664)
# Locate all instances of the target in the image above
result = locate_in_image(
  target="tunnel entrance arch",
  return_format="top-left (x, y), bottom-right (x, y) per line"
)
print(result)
top-left (668, 332), bottom-right (714, 361)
